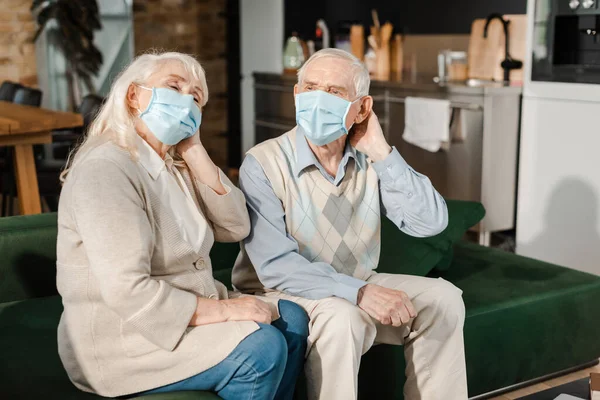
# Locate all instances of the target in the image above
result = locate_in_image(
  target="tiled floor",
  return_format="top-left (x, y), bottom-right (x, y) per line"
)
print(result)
top-left (490, 363), bottom-right (600, 399)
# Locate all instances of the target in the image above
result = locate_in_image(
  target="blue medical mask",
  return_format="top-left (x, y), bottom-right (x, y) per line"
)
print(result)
top-left (137, 85), bottom-right (202, 145)
top-left (295, 90), bottom-right (361, 146)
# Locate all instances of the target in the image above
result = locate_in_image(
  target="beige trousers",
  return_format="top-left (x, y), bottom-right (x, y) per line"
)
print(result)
top-left (265, 272), bottom-right (468, 400)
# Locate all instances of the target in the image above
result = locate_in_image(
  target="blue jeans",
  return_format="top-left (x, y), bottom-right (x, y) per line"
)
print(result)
top-left (142, 300), bottom-right (308, 400)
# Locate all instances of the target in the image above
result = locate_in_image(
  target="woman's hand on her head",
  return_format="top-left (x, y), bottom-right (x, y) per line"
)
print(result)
top-left (177, 131), bottom-right (228, 195)
top-left (176, 130), bottom-right (202, 158)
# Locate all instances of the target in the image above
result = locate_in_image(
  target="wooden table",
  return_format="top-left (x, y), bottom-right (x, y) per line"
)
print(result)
top-left (0, 101), bottom-right (83, 215)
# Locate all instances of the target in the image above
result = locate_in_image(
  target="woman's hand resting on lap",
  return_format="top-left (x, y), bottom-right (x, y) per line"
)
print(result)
top-left (221, 297), bottom-right (272, 324)
top-left (189, 297), bottom-right (273, 326)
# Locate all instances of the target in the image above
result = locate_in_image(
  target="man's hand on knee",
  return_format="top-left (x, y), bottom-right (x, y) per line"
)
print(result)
top-left (356, 284), bottom-right (417, 327)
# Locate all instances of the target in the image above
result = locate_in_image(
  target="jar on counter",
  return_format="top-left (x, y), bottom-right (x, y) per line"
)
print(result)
top-left (447, 51), bottom-right (468, 82)
top-left (283, 32), bottom-right (306, 74)
top-left (437, 50), bottom-right (468, 83)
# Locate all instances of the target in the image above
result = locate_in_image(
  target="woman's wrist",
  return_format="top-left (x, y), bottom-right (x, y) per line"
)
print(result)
top-left (179, 140), bottom-right (227, 194)
top-left (180, 142), bottom-right (207, 161)
top-left (189, 297), bottom-right (228, 326)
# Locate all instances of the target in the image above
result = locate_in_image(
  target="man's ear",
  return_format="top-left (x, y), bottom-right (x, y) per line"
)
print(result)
top-left (293, 84), bottom-right (299, 97)
top-left (126, 84), bottom-right (140, 112)
top-left (354, 96), bottom-right (373, 124)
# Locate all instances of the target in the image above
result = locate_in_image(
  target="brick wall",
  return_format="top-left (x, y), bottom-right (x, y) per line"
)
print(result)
top-left (133, 0), bottom-right (229, 168)
top-left (0, 0), bottom-right (38, 86)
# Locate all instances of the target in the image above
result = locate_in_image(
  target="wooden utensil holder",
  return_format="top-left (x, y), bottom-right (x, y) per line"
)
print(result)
top-left (376, 45), bottom-right (390, 81)
top-left (390, 34), bottom-right (404, 81)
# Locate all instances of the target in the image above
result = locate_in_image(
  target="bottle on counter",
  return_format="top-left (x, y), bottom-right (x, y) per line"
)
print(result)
top-left (283, 32), bottom-right (306, 75)
top-left (316, 19), bottom-right (330, 49)
top-left (314, 26), bottom-right (323, 53)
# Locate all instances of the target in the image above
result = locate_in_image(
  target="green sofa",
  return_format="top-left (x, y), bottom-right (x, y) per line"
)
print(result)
top-left (1, 212), bottom-right (600, 399)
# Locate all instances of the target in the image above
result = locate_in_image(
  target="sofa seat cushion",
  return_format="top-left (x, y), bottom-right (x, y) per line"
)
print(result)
top-left (437, 241), bottom-right (600, 396)
top-left (0, 296), bottom-right (220, 399)
top-left (0, 213), bottom-right (59, 303)
top-left (359, 241), bottom-right (600, 399)
top-left (215, 239), bottom-right (600, 398)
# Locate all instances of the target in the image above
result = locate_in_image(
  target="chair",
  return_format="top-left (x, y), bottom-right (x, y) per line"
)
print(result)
top-left (12, 87), bottom-right (42, 107)
top-left (51, 94), bottom-right (105, 159)
top-left (0, 82), bottom-right (23, 213)
top-left (0, 81), bottom-right (23, 101)
top-left (79, 94), bottom-right (104, 129)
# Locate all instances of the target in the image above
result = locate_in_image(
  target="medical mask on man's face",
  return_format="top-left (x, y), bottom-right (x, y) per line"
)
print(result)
top-left (295, 90), bottom-right (361, 146)
top-left (136, 85), bottom-right (202, 145)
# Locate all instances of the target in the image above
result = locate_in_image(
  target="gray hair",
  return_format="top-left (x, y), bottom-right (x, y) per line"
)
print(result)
top-left (297, 48), bottom-right (370, 98)
top-left (61, 51), bottom-right (209, 182)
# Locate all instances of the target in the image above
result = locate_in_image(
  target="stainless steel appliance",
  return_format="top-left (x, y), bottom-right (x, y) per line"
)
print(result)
top-left (532, 0), bottom-right (600, 83)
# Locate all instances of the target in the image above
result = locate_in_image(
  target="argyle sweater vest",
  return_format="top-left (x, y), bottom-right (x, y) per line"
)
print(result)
top-left (233, 128), bottom-right (382, 293)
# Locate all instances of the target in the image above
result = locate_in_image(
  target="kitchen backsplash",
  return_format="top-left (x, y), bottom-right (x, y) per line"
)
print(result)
top-left (285, 0), bottom-right (526, 39)
top-left (402, 34), bottom-right (471, 81)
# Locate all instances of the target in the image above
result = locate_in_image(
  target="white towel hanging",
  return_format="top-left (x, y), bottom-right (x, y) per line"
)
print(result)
top-left (402, 97), bottom-right (451, 152)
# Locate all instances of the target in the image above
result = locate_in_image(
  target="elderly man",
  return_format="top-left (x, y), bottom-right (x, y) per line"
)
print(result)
top-left (233, 49), bottom-right (467, 400)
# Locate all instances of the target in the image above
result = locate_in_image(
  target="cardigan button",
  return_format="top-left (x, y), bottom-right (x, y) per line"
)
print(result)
top-left (194, 259), bottom-right (205, 270)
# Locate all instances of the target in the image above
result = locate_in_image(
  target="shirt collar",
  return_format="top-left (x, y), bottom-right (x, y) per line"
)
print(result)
top-left (134, 133), bottom-right (173, 180)
top-left (294, 126), bottom-right (367, 177)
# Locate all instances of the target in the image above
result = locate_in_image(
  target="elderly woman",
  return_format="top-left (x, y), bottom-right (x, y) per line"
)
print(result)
top-left (56, 52), bottom-right (308, 400)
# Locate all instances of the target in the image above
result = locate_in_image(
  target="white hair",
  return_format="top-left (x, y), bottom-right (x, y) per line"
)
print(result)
top-left (61, 51), bottom-right (209, 182)
top-left (297, 48), bottom-right (370, 98)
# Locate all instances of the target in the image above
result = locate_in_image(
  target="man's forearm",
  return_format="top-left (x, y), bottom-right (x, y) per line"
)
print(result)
top-left (373, 148), bottom-right (448, 237)
top-left (248, 246), bottom-right (367, 304)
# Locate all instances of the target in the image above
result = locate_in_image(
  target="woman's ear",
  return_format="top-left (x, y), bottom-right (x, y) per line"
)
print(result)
top-left (126, 84), bottom-right (139, 112)
top-left (354, 96), bottom-right (373, 124)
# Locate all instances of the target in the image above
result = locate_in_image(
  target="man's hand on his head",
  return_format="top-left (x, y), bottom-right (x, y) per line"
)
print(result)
top-left (350, 112), bottom-right (392, 162)
top-left (357, 284), bottom-right (417, 326)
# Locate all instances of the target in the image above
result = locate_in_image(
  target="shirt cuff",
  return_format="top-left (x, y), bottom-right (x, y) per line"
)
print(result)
top-left (334, 274), bottom-right (367, 305)
top-left (207, 169), bottom-right (233, 196)
top-left (195, 169), bottom-right (233, 199)
top-left (371, 147), bottom-right (410, 183)
top-left (126, 280), bottom-right (198, 351)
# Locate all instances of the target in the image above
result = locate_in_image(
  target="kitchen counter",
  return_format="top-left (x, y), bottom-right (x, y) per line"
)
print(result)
top-left (253, 72), bottom-right (523, 245)
top-left (254, 72), bottom-right (523, 96)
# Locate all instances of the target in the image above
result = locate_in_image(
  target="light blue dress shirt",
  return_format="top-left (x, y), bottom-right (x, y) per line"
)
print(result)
top-left (239, 128), bottom-right (448, 305)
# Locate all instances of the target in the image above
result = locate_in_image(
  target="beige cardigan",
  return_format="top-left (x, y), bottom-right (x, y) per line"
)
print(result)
top-left (56, 136), bottom-right (259, 397)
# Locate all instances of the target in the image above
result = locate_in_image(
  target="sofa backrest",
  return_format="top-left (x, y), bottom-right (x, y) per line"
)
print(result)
top-left (0, 213), bottom-right (242, 303)
top-left (0, 206), bottom-right (448, 304)
top-left (0, 213), bottom-right (59, 303)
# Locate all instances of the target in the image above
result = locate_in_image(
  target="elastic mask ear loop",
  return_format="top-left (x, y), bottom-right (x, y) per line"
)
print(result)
top-left (344, 96), bottom-right (363, 133)
top-left (135, 84), bottom-right (152, 116)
